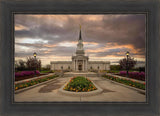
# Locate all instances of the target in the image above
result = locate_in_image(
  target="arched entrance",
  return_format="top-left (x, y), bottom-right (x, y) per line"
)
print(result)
top-left (78, 64), bottom-right (82, 71)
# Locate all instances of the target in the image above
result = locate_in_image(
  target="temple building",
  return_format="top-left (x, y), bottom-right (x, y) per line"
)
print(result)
top-left (50, 26), bottom-right (110, 72)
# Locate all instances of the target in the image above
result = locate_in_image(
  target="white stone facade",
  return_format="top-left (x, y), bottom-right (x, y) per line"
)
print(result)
top-left (50, 61), bottom-right (72, 70)
top-left (88, 61), bottom-right (110, 71)
top-left (50, 27), bottom-right (110, 71)
top-left (50, 61), bottom-right (110, 71)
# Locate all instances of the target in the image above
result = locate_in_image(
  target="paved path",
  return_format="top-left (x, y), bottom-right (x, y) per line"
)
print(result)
top-left (14, 76), bottom-right (146, 102)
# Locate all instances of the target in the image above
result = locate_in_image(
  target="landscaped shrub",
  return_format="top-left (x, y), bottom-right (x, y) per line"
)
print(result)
top-left (15, 70), bottom-right (40, 78)
top-left (15, 74), bottom-right (58, 90)
top-left (35, 70), bottom-right (40, 75)
top-left (64, 76), bottom-right (97, 92)
top-left (103, 75), bottom-right (145, 90)
top-left (119, 71), bottom-right (145, 81)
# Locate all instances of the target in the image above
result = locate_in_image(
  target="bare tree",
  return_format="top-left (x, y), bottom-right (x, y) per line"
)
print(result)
top-left (15, 60), bottom-right (26, 71)
top-left (26, 57), bottom-right (41, 71)
top-left (119, 57), bottom-right (137, 70)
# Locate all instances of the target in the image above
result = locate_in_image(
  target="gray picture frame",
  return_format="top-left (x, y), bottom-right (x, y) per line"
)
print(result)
top-left (0, 0), bottom-right (159, 116)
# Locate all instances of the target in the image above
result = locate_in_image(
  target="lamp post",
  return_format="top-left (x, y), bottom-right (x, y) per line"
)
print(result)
top-left (61, 66), bottom-right (63, 77)
top-left (126, 51), bottom-right (129, 78)
top-left (33, 52), bottom-right (37, 76)
top-left (98, 66), bottom-right (99, 72)
top-left (97, 66), bottom-right (100, 77)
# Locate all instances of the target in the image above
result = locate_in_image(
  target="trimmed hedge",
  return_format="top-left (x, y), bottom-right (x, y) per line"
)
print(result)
top-left (15, 70), bottom-right (40, 78)
top-left (119, 71), bottom-right (145, 81)
top-left (103, 75), bottom-right (145, 90)
top-left (15, 75), bottom-right (58, 90)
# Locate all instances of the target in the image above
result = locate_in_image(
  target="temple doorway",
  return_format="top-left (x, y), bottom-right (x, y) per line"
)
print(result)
top-left (78, 65), bottom-right (82, 71)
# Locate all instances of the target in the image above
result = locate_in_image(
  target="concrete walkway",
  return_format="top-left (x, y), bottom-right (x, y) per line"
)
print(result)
top-left (14, 76), bottom-right (146, 102)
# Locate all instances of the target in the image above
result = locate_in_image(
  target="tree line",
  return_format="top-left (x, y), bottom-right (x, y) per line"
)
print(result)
top-left (111, 57), bottom-right (145, 72)
top-left (15, 57), bottom-right (41, 71)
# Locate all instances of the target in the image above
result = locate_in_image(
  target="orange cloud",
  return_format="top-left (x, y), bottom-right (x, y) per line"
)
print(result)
top-left (86, 42), bottom-right (141, 55)
top-left (15, 24), bottom-right (29, 31)
top-left (43, 44), bottom-right (57, 48)
top-left (87, 16), bottom-right (103, 21)
top-left (43, 49), bottom-right (52, 54)
top-left (83, 42), bottom-right (99, 45)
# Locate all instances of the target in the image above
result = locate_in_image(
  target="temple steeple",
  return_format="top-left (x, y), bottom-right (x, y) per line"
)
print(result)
top-left (76, 25), bottom-right (85, 55)
top-left (79, 25), bottom-right (82, 40)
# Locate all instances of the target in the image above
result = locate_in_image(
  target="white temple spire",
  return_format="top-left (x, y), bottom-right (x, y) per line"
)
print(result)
top-left (76, 25), bottom-right (85, 55)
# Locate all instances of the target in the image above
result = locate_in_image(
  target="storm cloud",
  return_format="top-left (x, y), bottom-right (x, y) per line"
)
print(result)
top-left (15, 14), bottom-right (146, 66)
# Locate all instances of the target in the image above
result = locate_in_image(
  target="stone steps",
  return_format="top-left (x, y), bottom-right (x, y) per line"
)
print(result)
top-left (63, 73), bottom-right (98, 77)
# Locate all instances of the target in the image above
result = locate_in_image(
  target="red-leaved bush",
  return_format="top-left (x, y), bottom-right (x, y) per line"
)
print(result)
top-left (15, 71), bottom-right (40, 78)
top-left (119, 71), bottom-right (145, 81)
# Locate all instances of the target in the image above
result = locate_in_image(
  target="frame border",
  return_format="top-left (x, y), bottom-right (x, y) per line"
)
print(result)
top-left (12, 12), bottom-right (148, 105)
top-left (0, 0), bottom-right (159, 116)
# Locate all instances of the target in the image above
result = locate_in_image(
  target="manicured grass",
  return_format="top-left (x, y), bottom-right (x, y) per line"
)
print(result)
top-left (107, 70), bottom-right (140, 74)
top-left (103, 75), bottom-right (145, 90)
top-left (15, 75), bottom-right (58, 90)
top-left (64, 76), bottom-right (97, 92)
top-left (107, 70), bottom-right (120, 73)
top-left (40, 70), bottom-right (54, 73)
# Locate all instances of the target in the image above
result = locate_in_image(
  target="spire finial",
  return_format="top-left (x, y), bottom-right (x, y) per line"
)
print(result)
top-left (79, 24), bottom-right (81, 29)
top-left (79, 24), bottom-right (82, 40)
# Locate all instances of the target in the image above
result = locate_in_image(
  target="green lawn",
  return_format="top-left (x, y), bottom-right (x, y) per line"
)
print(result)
top-left (107, 70), bottom-right (139, 74)
top-left (40, 70), bottom-right (54, 73)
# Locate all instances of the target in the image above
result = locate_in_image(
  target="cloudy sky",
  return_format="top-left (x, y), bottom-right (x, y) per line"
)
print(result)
top-left (15, 14), bottom-right (146, 66)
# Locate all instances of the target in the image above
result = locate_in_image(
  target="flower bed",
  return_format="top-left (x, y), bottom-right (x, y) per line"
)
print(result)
top-left (15, 70), bottom-right (40, 77)
top-left (63, 76), bottom-right (97, 92)
top-left (119, 71), bottom-right (145, 81)
top-left (15, 75), bottom-right (58, 90)
top-left (15, 70), bottom-right (42, 81)
top-left (103, 75), bottom-right (145, 90)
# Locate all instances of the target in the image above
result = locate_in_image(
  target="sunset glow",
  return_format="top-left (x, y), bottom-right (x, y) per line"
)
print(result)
top-left (15, 14), bottom-right (145, 66)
